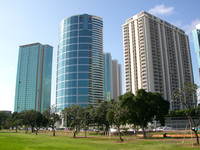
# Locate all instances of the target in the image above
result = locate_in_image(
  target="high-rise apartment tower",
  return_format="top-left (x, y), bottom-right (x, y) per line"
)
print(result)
top-left (122, 11), bottom-right (195, 110)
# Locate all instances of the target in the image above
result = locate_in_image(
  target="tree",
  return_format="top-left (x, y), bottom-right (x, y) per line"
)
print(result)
top-left (21, 110), bottom-right (47, 134)
top-left (173, 83), bottom-right (200, 144)
top-left (10, 112), bottom-right (23, 132)
top-left (0, 112), bottom-right (11, 130)
top-left (81, 106), bottom-right (93, 137)
top-left (34, 111), bottom-right (48, 135)
top-left (43, 108), bottom-right (60, 136)
top-left (63, 105), bottom-right (84, 138)
top-left (121, 90), bottom-right (170, 138)
top-left (93, 101), bottom-right (112, 135)
top-left (107, 101), bottom-right (127, 141)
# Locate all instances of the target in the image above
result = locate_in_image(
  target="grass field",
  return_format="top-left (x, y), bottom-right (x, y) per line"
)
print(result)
top-left (0, 132), bottom-right (199, 150)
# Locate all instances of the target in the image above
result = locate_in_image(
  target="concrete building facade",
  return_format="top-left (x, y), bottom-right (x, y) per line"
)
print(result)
top-left (122, 11), bottom-right (195, 110)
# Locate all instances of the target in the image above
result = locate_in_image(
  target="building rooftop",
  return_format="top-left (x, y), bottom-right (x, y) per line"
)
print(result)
top-left (19, 43), bottom-right (52, 48)
top-left (123, 11), bottom-right (185, 33)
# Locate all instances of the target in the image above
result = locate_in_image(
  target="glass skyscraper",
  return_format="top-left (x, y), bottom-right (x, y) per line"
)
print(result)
top-left (14, 43), bottom-right (53, 112)
top-left (56, 14), bottom-right (104, 112)
top-left (103, 53), bottom-right (113, 101)
top-left (192, 24), bottom-right (200, 78)
top-left (103, 53), bottom-right (122, 101)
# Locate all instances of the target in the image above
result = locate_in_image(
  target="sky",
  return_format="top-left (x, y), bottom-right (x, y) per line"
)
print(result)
top-left (0, 0), bottom-right (200, 111)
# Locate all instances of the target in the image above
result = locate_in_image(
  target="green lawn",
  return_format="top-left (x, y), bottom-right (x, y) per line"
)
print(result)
top-left (0, 132), bottom-right (199, 150)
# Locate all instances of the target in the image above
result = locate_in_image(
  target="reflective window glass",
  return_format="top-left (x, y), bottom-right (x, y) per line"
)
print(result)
top-left (78, 80), bottom-right (89, 87)
top-left (78, 73), bottom-right (89, 79)
top-left (66, 51), bottom-right (77, 57)
top-left (79, 37), bottom-right (92, 43)
top-left (65, 80), bottom-right (77, 87)
top-left (65, 73), bottom-right (77, 80)
top-left (78, 58), bottom-right (89, 64)
top-left (78, 96), bottom-right (88, 103)
top-left (66, 58), bottom-right (77, 65)
top-left (78, 51), bottom-right (90, 57)
top-left (66, 96), bottom-right (77, 103)
top-left (78, 65), bottom-right (89, 72)
top-left (78, 88), bottom-right (88, 95)
top-left (65, 88), bottom-right (76, 95)
top-left (79, 30), bottom-right (92, 36)
top-left (79, 44), bottom-right (92, 50)
top-left (65, 65), bottom-right (77, 72)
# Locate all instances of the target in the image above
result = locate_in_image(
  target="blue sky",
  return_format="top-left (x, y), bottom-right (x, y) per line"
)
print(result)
top-left (0, 0), bottom-right (199, 111)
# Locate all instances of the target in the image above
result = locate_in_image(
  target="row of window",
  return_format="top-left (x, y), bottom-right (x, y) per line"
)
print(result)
top-left (58, 51), bottom-right (91, 60)
top-left (63, 24), bottom-right (92, 32)
top-left (57, 80), bottom-right (89, 89)
top-left (61, 30), bottom-right (92, 37)
top-left (60, 37), bottom-right (92, 46)
top-left (59, 44), bottom-right (92, 52)
top-left (57, 95), bottom-right (89, 103)
top-left (64, 16), bottom-right (102, 26)
top-left (57, 88), bottom-right (89, 96)
top-left (64, 16), bottom-right (92, 24)
top-left (57, 65), bottom-right (89, 74)
top-left (58, 58), bottom-right (90, 68)
top-left (57, 73), bottom-right (89, 81)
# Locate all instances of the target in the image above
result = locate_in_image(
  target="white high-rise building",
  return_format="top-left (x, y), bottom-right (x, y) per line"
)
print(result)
top-left (122, 11), bottom-right (195, 110)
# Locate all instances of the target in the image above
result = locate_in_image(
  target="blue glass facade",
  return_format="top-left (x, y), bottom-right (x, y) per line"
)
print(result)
top-left (192, 28), bottom-right (200, 68)
top-left (14, 43), bottom-right (53, 112)
top-left (56, 14), bottom-right (103, 112)
top-left (103, 53), bottom-right (113, 101)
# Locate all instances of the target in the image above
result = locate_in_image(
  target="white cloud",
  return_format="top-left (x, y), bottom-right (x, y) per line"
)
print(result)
top-left (149, 4), bottom-right (174, 16)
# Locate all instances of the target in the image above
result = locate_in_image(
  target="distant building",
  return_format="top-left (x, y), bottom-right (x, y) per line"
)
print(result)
top-left (103, 53), bottom-right (113, 101)
top-left (56, 14), bottom-right (104, 112)
top-left (112, 60), bottom-right (122, 100)
top-left (197, 88), bottom-right (200, 105)
top-left (122, 11), bottom-right (195, 110)
top-left (0, 110), bottom-right (11, 115)
top-left (14, 43), bottom-right (53, 112)
top-left (192, 24), bottom-right (200, 80)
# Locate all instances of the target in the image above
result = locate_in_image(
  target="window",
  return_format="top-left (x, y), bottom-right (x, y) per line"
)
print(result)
top-left (78, 65), bottom-right (89, 72)
top-left (78, 80), bottom-right (89, 87)
top-left (78, 51), bottom-right (90, 57)
top-left (65, 73), bottom-right (77, 80)
top-left (78, 73), bottom-right (89, 79)
top-left (78, 96), bottom-right (88, 103)
top-left (78, 88), bottom-right (88, 95)
top-left (79, 37), bottom-right (92, 43)
top-left (65, 81), bottom-right (77, 87)
top-left (78, 58), bottom-right (89, 64)
top-left (79, 44), bottom-right (92, 50)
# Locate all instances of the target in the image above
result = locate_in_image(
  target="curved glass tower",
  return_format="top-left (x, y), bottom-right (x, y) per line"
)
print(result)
top-left (56, 14), bottom-right (103, 112)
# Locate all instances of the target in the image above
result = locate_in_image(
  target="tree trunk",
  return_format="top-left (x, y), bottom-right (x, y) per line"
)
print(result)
top-left (117, 126), bottom-right (123, 142)
top-left (31, 126), bottom-right (34, 133)
top-left (35, 129), bottom-right (38, 135)
top-left (15, 126), bottom-right (18, 133)
top-left (187, 115), bottom-right (199, 144)
top-left (73, 130), bottom-right (76, 138)
top-left (142, 126), bottom-right (146, 138)
top-left (193, 130), bottom-right (199, 145)
top-left (25, 127), bottom-right (28, 134)
top-left (84, 129), bottom-right (87, 138)
top-left (53, 127), bottom-right (55, 136)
